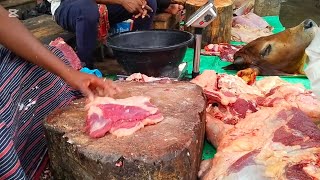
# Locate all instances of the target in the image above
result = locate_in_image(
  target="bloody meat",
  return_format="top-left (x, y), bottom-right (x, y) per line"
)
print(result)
top-left (191, 70), bottom-right (320, 179)
top-left (85, 96), bottom-right (164, 138)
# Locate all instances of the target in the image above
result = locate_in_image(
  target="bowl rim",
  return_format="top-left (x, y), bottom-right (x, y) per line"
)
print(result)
top-left (106, 29), bottom-right (194, 52)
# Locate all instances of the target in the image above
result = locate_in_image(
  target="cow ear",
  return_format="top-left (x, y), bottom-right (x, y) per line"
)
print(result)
top-left (260, 44), bottom-right (272, 58)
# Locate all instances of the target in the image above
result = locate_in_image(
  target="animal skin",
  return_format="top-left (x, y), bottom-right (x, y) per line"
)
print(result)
top-left (223, 19), bottom-right (318, 84)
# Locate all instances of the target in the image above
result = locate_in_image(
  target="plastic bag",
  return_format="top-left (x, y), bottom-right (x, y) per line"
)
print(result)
top-left (305, 27), bottom-right (320, 99)
top-left (109, 20), bottom-right (133, 36)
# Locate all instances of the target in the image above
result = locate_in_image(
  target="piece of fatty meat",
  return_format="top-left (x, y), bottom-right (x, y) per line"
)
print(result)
top-left (85, 96), bottom-right (164, 138)
top-left (49, 37), bottom-right (82, 70)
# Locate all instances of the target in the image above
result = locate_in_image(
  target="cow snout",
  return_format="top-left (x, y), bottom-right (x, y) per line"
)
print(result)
top-left (304, 19), bottom-right (317, 29)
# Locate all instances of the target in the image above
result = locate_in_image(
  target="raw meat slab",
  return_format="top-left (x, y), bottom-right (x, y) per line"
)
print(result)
top-left (43, 81), bottom-right (206, 180)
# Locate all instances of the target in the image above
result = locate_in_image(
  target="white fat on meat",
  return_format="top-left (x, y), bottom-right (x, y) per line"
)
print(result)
top-left (110, 122), bottom-right (145, 137)
top-left (191, 70), bottom-right (218, 91)
top-left (125, 73), bottom-right (169, 82)
top-left (86, 96), bottom-right (158, 114)
top-left (231, 12), bottom-right (273, 43)
top-left (110, 116), bottom-right (164, 137)
top-left (223, 165), bottom-right (269, 180)
top-left (218, 74), bottom-right (262, 96)
top-left (232, 12), bottom-right (270, 30)
top-left (304, 164), bottom-right (320, 178)
top-left (193, 70), bottom-right (320, 179)
top-left (85, 96), bottom-right (163, 138)
top-left (255, 76), bottom-right (289, 93)
top-left (231, 24), bottom-right (273, 43)
top-left (202, 107), bottom-right (320, 179)
top-left (87, 106), bottom-right (107, 133)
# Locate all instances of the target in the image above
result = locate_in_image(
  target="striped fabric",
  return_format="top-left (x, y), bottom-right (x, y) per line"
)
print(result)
top-left (0, 45), bottom-right (82, 179)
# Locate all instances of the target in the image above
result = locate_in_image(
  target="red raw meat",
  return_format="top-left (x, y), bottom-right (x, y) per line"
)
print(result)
top-left (49, 37), bottom-right (82, 70)
top-left (201, 107), bottom-right (320, 179)
top-left (191, 71), bottom-right (320, 125)
top-left (191, 71), bottom-right (320, 179)
top-left (85, 96), bottom-right (164, 138)
top-left (191, 70), bottom-right (262, 126)
top-left (202, 43), bottom-right (243, 62)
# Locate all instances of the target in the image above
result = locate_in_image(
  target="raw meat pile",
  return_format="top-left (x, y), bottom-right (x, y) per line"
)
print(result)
top-left (232, 12), bottom-right (270, 29)
top-left (191, 70), bottom-right (320, 179)
top-left (201, 43), bottom-right (243, 62)
top-left (85, 96), bottom-right (164, 138)
top-left (233, 0), bottom-right (254, 16)
top-left (49, 37), bottom-right (82, 70)
top-left (231, 12), bottom-right (273, 43)
top-left (125, 73), bottom-right (170, 82)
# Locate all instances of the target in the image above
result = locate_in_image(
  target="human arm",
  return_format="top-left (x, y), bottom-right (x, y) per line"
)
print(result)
top-left (96, 0), bottom-right (152, 18)
top-left (0, 6), bottom-right (120, 99)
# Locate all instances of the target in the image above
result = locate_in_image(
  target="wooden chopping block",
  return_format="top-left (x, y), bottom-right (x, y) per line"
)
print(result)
top-left (44, 81), bottom-right (206, 180)
top-left (185, 0), bottom-right (233, 47)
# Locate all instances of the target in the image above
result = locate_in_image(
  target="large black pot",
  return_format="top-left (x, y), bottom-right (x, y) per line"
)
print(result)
top-left (107, 30), bottom-right (194, 77)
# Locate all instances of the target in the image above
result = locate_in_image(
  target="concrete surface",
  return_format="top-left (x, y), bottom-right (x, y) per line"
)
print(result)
top-left (280, 0), bottom-right (320, 28)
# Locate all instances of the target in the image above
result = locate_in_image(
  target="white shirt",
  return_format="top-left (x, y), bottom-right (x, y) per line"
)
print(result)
top-left (47, 0), bottom-right (61, 16)
top-left (305, 27), bottom-right (320, 99)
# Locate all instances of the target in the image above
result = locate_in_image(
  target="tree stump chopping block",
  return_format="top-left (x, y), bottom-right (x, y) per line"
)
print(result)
top-left (44, 81), bottom-right (206, 180)
top-left (185, 0), bottom-right (233, 47)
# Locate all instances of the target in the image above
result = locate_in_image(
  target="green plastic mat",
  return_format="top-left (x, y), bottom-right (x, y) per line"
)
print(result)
top-left (105, 16), bottom-right (309, 160)
top-left (183, 16), bottom-right (311, 160)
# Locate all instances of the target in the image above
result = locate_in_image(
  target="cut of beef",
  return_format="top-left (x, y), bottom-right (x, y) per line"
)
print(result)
top-left (201, 107), bottom-right (320, 180)
top-left (125, 73), bottom-right (171, 83)
top-left (49, 37), bottom-right (82, 70)
top-left (201, 43), bottom-right (243, 62)
top-left (191, 71), bottom-right (320, 125)
top-left (232, 12), bottom-right (270, 30)
top-left (85, 96), bottom-right (164, 138)
top-left (231, 24), bottom-right (273, 43)
top-left (191, 71), bottom-right (320, 179)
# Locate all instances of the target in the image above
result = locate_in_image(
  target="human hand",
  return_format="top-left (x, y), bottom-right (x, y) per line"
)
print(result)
top-left (133, 1), bottom-right (153, 19)
top-left (65, 70), bottom-right (121, 101)
top-left (120, 0), bottom-right (153, 18)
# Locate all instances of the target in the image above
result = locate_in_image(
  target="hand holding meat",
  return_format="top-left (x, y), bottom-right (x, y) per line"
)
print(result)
top-left (64, 70), bottom-right (121, 100)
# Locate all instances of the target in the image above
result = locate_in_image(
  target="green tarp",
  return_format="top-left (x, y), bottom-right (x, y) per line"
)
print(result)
top-left (182, 16), bottom-right (311, 160)
top-left (105, 16), bottom-right (310, 161)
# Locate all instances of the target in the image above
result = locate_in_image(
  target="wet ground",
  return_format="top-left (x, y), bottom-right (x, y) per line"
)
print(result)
top-left (280, 0), bottom-right (320, 28)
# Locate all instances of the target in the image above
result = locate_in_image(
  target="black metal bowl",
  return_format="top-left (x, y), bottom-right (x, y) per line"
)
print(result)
top-left (107, 29), bottom-right (194, 77)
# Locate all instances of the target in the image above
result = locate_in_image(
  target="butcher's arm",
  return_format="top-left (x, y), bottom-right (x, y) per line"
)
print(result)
top-left (0, 5), bottom-right (120, 98)
top-left (96, 0), bottom-right (152, 16)
top-left (0, 6), bottom-right (75, 80)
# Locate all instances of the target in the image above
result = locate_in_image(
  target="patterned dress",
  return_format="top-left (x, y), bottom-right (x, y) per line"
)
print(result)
top-left (0, 45), bottom-right (82, 179)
